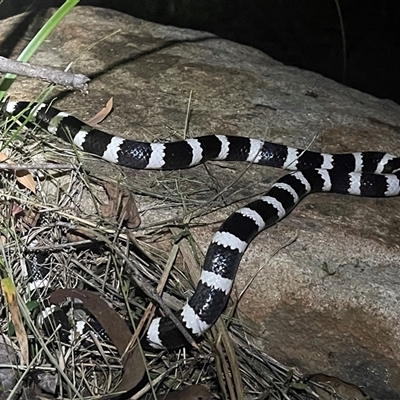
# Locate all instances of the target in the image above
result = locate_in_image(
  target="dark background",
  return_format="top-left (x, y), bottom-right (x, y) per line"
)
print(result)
top-left (1, 0), bottom-right (399, 105)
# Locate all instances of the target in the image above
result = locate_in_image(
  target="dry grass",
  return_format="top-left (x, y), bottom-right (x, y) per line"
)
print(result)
top-left (0, 108), bottom-right (340, 400)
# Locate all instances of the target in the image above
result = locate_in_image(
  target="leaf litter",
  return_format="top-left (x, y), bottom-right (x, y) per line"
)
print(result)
top-left (0, 105), bottom-right (361, 400)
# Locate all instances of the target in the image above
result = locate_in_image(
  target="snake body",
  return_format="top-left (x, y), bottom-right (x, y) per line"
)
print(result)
top-left (6, 101), bottom-right (400, 350)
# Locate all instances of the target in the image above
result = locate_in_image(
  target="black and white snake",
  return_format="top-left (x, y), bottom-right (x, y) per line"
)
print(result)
top-left (6, 101), bottom-right (400, 350)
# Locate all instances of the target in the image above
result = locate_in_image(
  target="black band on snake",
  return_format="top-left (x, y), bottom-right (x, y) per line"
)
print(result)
top-left (6, 101), bottom-right (400, 350)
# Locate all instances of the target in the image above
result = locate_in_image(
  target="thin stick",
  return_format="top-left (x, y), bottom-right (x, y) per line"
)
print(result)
top-left (0, 56), bottom-right (89, 93)
top-left (0, 162), bottom-right (74, 170)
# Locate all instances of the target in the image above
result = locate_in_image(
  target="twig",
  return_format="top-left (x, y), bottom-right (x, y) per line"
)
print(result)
top-left (0, 162), bottom-right (75, 170)
top-left (0, 56), bottom-right (89, 93)
top-left (26, 239), bottom-right (93, 251)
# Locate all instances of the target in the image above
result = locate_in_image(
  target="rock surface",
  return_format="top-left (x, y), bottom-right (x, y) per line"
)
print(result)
top-left (1, 7), bottom-right (400, 399)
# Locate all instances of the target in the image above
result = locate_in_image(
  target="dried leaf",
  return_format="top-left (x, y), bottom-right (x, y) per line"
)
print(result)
top-left (21, 208), bottom-right (40, 228)
top-left (307, 373), bottom-right (371, 400)
top-left (1, 277), bottom-right (29, 364)
top-left (15, 170), bottom-right (36, 193)
top-left (66, 231), bottom-right (92, 242)
top-left (49, 289), bottom-right (145, 396)
top-left (100, 181), bottom-right (141, 229)
top-left (48, 292), bottom-right (212, 399)
top-left (0, 152), bottom-right (36, 193)
top-left (86, 97), bottom-right (114, 125)
top-left (162, 385), bottom-right (214, 400)
top-left (0, 153), bottom-right (10, 162)
top-left (11, 204), bottom-right (24, 216)
top-left (34, 371), bottom-right (59, 394)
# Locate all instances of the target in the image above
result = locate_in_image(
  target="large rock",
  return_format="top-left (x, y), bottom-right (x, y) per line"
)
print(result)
top-left (1, 7), bottom-right (400, 398)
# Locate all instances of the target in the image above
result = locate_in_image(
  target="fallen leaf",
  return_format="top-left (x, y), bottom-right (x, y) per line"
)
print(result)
top-left (16, 170), bottom-right (36, 193)
top-left (49, 289), bottom-right (144, 396)
top-left (11, 204), bottom-right (24, 216)
top-left (306, 373), bottom-right (371, 400)
top-left (66, 230), bottom-right (95, 243)
top-left (1, 277), bottom-right (29, 364)
top-left (21, 208), bottom-right (40, 228)
top-left (100, 181), bottom-right (141, 229)
top-left (49, 290), bottom-right (214, 400)
top-left (162, 385), bottom-right (214, 400)
top-left (86, 98), bottom-right (114, 125)
top-left (0, 152), bottom-right (36, 193)
top-left (33, 370), bottom-right (59, 395)
top-left (0, 152), bottom-right (10, 162)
